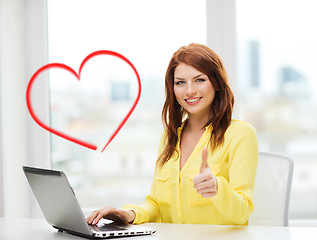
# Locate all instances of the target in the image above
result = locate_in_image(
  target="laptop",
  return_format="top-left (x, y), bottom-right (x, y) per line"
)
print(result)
top-left (23, 166), bottom-right (156, 238)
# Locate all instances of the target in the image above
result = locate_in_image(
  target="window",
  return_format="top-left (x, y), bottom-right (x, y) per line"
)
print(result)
top-left (47, 0), bottom-right (206, 209)
top-left (237, 0), bottom-right (317, 219)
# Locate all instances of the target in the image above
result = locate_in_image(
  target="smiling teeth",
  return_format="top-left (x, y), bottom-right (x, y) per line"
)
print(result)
top-left (186, 98), bottom-right (200, 103)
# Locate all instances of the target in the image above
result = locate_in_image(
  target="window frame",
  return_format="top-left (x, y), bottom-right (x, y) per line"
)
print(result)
top-left (0, 0), bottom-right (50, 218)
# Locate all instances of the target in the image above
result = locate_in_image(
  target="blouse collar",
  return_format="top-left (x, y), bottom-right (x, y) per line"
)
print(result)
top-left (177, 120), bottom-right (213, 137)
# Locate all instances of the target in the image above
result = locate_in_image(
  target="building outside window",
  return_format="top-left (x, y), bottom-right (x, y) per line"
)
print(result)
top-left (236, 0), bottom-right (317, 219)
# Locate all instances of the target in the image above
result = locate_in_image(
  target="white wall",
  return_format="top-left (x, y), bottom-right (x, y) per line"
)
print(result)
top-left (0, 0), bottom-right (50, 218)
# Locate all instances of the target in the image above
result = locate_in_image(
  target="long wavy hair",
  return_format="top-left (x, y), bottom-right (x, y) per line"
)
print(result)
top-left (157, 43), bottom-right (234, 167)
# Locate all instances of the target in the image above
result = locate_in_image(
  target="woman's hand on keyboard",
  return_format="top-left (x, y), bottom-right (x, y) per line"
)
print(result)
top-left (86, 206), bottom-right (135, 225)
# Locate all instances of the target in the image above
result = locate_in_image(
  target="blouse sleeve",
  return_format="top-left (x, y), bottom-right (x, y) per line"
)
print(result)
top-left (209, 122), bottom-right (259, 225)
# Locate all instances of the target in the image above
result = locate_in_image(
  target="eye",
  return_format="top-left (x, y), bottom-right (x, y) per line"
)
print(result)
top-left (196, 78), bottom-right (206, 82)
top-left (175, 80), bottom-right (185, 85)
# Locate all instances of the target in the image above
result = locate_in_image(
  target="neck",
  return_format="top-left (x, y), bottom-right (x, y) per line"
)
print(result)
top-left (186, 113), bottom-right (211, 132)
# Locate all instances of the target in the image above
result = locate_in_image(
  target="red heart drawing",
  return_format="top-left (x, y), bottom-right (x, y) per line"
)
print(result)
top-left (26, 50), bottom-right (141, 152)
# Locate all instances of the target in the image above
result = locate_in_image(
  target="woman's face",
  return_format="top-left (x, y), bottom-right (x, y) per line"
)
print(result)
top-left (173, 63), bottom-right (215, 119)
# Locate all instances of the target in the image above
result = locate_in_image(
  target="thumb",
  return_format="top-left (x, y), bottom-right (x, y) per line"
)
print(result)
top-left (200, 148), bottom-right (209, 173)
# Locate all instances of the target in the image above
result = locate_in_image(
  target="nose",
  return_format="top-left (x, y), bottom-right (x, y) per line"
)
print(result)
top-left (186, 82), bottom-right (197, 96)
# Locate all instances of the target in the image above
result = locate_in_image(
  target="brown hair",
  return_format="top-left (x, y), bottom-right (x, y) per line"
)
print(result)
top-left (157, 43), bottom-right (234, 167)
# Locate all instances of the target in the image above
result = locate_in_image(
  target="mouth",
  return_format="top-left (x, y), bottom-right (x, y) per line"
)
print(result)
top-left (185, 97), bottom-right (202, 104)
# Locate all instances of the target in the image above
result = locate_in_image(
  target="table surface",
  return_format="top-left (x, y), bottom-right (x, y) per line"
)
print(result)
top-left (1, 217), bottom-right (317, 240)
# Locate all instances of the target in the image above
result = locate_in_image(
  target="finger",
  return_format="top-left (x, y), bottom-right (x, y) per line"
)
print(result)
top-left (195, 182), bottom-right (216, 193)
top-left (195, 183), bottom-right (217, 194)
top-left (200, 148), bottom-right (209, 173)
top-left (196, 178), bottom-right (218, 198)
top-left (201, 192), bottom-right (217, 198)
top-left (87, 211), bottom-right (99, 224)
top-left (193, 169), bottom-right (213, 184)
top-left (196, 189), bottom-right (217, 197)
top-left (93, 212), bottom-right (104, 225)
top-left (194, 179), bottom-right (216, 191)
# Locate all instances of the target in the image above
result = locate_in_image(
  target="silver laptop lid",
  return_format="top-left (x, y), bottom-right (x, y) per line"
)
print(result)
top-left (23, 166), bottom-right (92, 236)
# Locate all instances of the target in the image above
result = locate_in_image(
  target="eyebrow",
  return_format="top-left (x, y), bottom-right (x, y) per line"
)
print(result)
top-left (175, 73), bottom-right (205, 80)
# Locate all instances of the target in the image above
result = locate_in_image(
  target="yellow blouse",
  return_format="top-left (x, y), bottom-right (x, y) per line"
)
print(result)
top-left (122, 119), bottom-right (258, 225)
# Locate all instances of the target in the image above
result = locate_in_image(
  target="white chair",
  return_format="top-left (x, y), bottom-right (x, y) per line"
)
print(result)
top-left (249, 152), bottom-right (294, 226)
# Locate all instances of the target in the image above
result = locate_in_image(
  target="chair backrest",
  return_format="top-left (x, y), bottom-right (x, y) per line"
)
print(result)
top-left (249, 152), bottom-right (294, 226)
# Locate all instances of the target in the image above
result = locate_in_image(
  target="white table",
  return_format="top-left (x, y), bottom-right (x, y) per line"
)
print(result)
top-left (1, 217), bottom-right (317, 240)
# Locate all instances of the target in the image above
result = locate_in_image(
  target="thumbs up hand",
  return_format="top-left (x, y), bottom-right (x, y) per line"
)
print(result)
top-left (193, 148), bottom-right (218, 198)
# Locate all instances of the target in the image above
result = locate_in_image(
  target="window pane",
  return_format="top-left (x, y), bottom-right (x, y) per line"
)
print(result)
top-left (47, 0), bottom-right (206, 209)
top-left (237, 0), bottom-right (317, 219)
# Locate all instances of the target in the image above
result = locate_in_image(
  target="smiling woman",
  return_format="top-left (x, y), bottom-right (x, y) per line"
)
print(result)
top-left (87, 43), bottom-right (258, 226)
